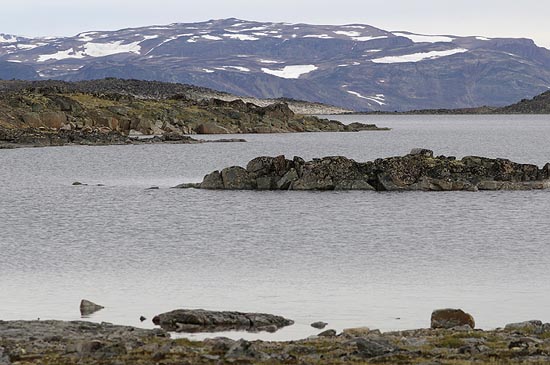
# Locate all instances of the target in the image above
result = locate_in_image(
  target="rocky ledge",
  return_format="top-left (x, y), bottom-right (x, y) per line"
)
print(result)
top-left (0, 127), bottom-right (245, 149)
top-left (152, 309), bottom-right (294, 333)
top-left (177, 149), bottom-right (550, 191)
top-left (1, 317), bottom-right (550, 364)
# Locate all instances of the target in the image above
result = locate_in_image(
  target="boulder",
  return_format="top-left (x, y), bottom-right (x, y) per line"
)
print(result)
top-left (200, 171), bottom-right (224, 189)
top-left (221, 166), bottom-right (254, 189)
top-left (431, 309), bottom-right (475, 329)
top-left (318, 329), bottom-right (337, 337)
top-left (355, 337), bottom-right (399, 358)
top-left (409, 148), bottom-right (434, 158)
top-left (504, 320), bottom-right (544, 333)
top-left (151, 309), bottom-right (294, 333)
top-left (342, 327), bottom-right (372, 337)
top-left (80, 299), bottom-right (104, 316)
top-left (311, 321), bottom-right (328, 329)
top-left (194, 122), bottom-right (230, 134)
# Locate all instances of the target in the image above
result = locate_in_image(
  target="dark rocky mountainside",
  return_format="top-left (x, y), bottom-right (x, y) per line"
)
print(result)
top-left (499, 90), bottom-right (550, 113)
top-left (1, 18), bottom-right (550, 111)
top-left (0, 79), bottom-right (385, 148)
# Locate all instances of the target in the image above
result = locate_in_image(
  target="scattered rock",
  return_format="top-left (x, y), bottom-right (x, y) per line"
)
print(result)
top-left (355, 337), bottom-right (400, 358)
top-left (505, 320), bottom-right (543, 333)
top-left (342, 327), bottom-right (372, 337)
top-left (311, 321), bottom-right (328, 329)
top-left (72, 181), bottom-right (86, 186)
top-left (139, 316), bottom-right (146, 322)
top-left (431, 308), bottom-right (475, 329)
top-left (151, 309), bottom-right (294, 333)
top-left (225, 339), bottom-right (269, 361)
top-left (80, 299), bottom-right (104, 316)
top-left (318, 329), bottom-right (337, 337)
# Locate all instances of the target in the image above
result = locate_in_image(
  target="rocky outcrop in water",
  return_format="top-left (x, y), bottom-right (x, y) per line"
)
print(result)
top-left (431, 309), bottom-right (476, 329)
top-left (152, 309), bottom-right (294, 333)
top-left (180, 149), bottom-right (550, 191)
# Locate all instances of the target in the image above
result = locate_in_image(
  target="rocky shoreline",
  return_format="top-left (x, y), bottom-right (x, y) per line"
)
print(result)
top-left (1, 315), bottom-right (549, 364)
top-left (0, 127), bottom-right (246, 149)
top-left (177, 149), bottom-right (550, 192)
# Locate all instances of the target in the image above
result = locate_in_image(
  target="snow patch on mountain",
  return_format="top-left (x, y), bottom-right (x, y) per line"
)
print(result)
top-left (261, 65), bottom-right (318, 79)
top-left (223, 34), bottom-right (259, 41)
top-left (392, 32), bottom-right (454, 43)
top-left (304, 34), bottom-right (334, 39)
top-left (353, 36), bottom-right (388, 42)
top-left (347, 91), bottom-right (386, 105)
top-left (0, 34), bottom-right (17, 43)
top-left (38, 48), bottom-right (86, 62)
top-left (334, 30), bottom-right (362, 37)
top-left (83, 41), bottom-right (142, 57)
top-left (202, 35), bottom-right (222, 41)
top-left (371, 48), bottom-right (468, 63)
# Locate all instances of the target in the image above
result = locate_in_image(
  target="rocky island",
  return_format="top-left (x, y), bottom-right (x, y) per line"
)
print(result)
top-left (177, 149), bottom-right (550, 191)
top-left (0, 79), bottom-right (387, 148)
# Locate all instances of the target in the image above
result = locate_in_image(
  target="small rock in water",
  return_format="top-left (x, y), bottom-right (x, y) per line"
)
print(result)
top-left (431, 308), bottom-right (475, 329)
top-left (146, 186), bottom-right (160, 190)
top-left (311, 321), bottom-right (328, 329)
top-left (80, 299), bottom-right (104, 316)
top-left (140, 316), bottom-right (146, 322)
top-left (409, 148), bottom-right (434, 158)
top-left (72, 181), bottom-right (87, 186)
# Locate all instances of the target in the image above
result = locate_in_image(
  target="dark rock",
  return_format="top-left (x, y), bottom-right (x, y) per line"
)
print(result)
top-left (140, 316), bottom-right (146, 322)
top-left (505, 320), bottom-right (543, 333)
top-left (431, 309), bottom-right (475, 329)
top-left (146, 186), bottom-right (159, 190)
top-left (311, 321), bottom-right (328, 329)
top-left (80, 299), bottom-right (104, 316)
top-left (409, 148), bottom-right (434, 158)
top-left (318, 329), bottom-right (337, 337)
top-left (225, 339), bottom-right (269, 361)
top-left (220, 166), bottom-right (254, 189)
top-left (200, 171), bottom-right (224, 189)
top-left (185, 152), bottom-right (550, 192)
top-left (151, 309), bottom-right (294, 333)
top-left (355, 337), bottom-right (399, 358)
top-left (72, 181), bottom-right (86, 186)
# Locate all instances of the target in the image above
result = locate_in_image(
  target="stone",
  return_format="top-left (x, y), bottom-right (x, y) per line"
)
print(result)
top-left (342, 327), bottom-right (371, 337)
top-left (431, 309), bottom-right (475, 329)
top-left (139, 316), bottom-right (146, 322)
top-left (355, 337), bottom-right (399, 358)
top-left (79, 299), bottom-right (104, 316)
top-left (318, 329), bottom-right (337, 337)
top-left (152, 309), bottom-right (294, 333)
top-left (311, 321), bottom-right (328, 329)
top-left (194, 122), bottom-right (230, 134)
top-left (200, 171), bottom-right (224, 189)
top-left (225, 339), bottom-right (269, 361)
top-left (504, 320), bottom-right (543, 333)
top-left (221, 166), bottom-right (254, 189)
top-left (409, 148), bottom-right (434, 158)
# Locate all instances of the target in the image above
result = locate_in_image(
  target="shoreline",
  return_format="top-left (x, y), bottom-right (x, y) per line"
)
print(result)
top-left (1, 318), bottom-right (548, 364)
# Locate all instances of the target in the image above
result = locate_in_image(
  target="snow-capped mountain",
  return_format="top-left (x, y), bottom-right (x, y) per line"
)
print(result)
top-left (1, 18), bottom-right (550, 111)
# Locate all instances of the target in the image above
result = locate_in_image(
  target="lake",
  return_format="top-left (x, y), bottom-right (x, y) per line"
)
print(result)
top-left (1, 114), bottom-right (549, 341)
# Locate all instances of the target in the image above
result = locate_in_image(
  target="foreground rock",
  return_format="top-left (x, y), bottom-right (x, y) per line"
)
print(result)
top-left (431, 308), bottom-right (476, 329)
top-left (152, 309), bottom-right (294, 333)
top-left (180, 149), bottom-right (550, 191)
top-left (2, 319), bottom-right (550, 364)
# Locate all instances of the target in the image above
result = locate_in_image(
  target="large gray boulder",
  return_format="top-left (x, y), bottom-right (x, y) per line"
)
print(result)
top-left (431, 309), bottom-right (475, 329)
top-left (152, 309), bottom-right (294, 333)
top-left (80, 299), bottom-right (104, 316)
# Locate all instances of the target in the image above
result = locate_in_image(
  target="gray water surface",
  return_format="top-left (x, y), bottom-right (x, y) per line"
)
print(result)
top-left (1, 115), bottom-right (549, 341)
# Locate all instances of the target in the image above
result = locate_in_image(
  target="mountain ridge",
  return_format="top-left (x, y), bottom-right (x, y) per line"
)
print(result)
top-left (1, 18), bottom-right (550, 111)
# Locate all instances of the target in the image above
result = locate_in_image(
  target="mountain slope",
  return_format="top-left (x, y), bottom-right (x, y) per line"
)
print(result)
top-left (1, 19), bottom-right (550, 111)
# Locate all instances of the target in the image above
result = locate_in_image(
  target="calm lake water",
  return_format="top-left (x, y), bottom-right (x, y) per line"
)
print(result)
top-left (1, 115), bottom-right (550, 341)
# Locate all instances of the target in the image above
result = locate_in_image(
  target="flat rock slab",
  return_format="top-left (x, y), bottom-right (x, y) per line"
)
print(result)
top-left (152, 309), bottom-right (294, 333)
